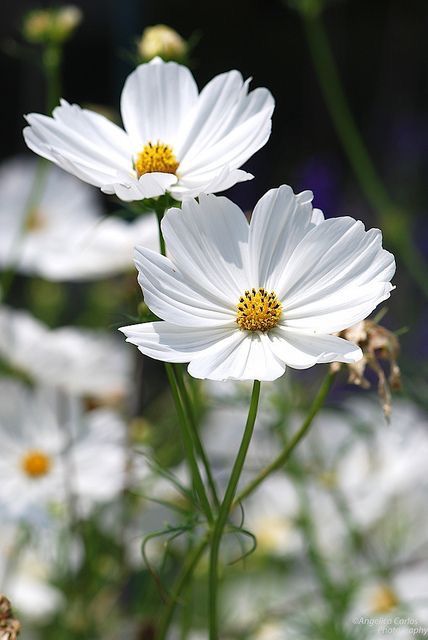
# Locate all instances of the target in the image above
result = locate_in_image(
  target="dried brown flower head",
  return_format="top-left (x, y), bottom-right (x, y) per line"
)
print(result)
top-left (0, 595), bottom-right (21, 640)
top-left (331, 318), bottom-right (401, 419)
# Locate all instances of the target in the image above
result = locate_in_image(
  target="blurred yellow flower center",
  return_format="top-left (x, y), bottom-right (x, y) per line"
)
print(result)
top-left (236, 288), bottom-right (282, 332)
top-left (371, 585), bottom-right (399, 613)
top-left (135, 142), bottom-right (179, 177)
top-left (25, 208), bottom-right (46, 232)
top-left (318, 470), bottom-right (338, 489)
top-left (21, 450), bottom-right (52, 478)
top-left (255, 516), bottom-right (291, 553)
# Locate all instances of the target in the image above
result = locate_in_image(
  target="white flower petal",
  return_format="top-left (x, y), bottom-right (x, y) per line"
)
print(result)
top-left (134, 246), bottom-right (236, 326)
top-left (247, 185), bottom-right (315, 287)
top-left (282, 281), bottom-right (394, 333)
top-left (175, 72), bottom-right (244, 156)
top-left (169, 168), bottom-right (253, 200)
top-left (24, 100), bottom-right (132, 188)
top-left (101, 172), bottom-right (177, 200)
top-left (188, 331), bottom-right (286, 381)
top-left (119, 321), bottom-right (235, 362)
top-left (311, 208), bottom-right (325, 225)
top-left (270, 328), bottom-right (362, 369)
top-left (279, 217), bottom-right (395, 332)
top-left (120, 59), bottom-right (198, 148)
top-left (161, 194), bottom-right (251, 302)
top-left (178, 72), bottom-right (274, 176)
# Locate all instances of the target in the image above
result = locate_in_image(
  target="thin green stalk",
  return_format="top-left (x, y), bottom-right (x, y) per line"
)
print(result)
top-left (301, 12), bottom-right (428, 299)
top-left (165, 363), bottom-right (213, 524)
top-left (209, 379), bottom-right (261, 640)
top-left (43, 43), bottom-right (62, 112)
top-left (157, 537), bottom-right (208, 640)
top-left (174, 364), bottom-right (220, 509)
top-left (234, 370), bottom-right (335, 506)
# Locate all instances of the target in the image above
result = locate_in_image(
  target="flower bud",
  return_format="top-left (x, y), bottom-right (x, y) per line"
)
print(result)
top-left (22, 6), bottom-right (82, 45)
top-left (137, 25), bottom-right (188, 63)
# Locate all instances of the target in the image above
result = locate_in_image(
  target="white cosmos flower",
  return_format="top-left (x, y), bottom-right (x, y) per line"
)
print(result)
top-left (120, 186), bottom-right (395, 381)
top-left (0, 379), bottom-right (129, 523)
top-left (23, 58), bottom-right (274, 201)
top-left (0, 306), bottom-right (131, 400)
top-left (0, 524), bottom-right (66, 621)
top-left (0, 157), bottom-right (158, 280)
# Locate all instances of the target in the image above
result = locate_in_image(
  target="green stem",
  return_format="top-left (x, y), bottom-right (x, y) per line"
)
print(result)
top-left (157, 537), bottom-right (208, 640)
top-left (234, 371), bottom-right (335, 506)
top-left (208, 379), bottom-right (261, 640)
top-left (43, 43), bottom-right (62, 113)
top-left (174, 364), bottom-right (220, 509)
top-left (165, 363), bottom-right (213, 524)
top-left (302, 12), bottom-right (428, 299)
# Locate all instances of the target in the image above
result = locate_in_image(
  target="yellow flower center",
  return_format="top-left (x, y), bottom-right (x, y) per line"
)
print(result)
top-left (134, 141), bottom-right (179, 177)
top-left (21, 450), bottom-right (52, 478)
top-left (236, 288), bottom-right (282, 332)
top-left (371, 585), bottom-right (399, 614)
top-left (25, 208), bottom-right (46, 232)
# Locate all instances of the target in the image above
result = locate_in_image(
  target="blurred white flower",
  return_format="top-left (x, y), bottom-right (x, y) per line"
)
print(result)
top-left (202, 380), bottom-right (283, 486)
top-left (24, 58), bottom-right (274, 201)
top-left (220, 569), bottom-right (316, 637)
top-left (0, 379), bottom-right (129, 522)
top-left (0, 521), bottom-right (82, 623)
top-left (244, 476), bottom-right (303, 557)
top-left (121, 187), bottom-right (394, 380)
top-left (0, 157), bottom-right (158, 280)
top-left (0, 306), bottom-right (131, 400)
top-left (304, 399), bottom-right (428, 532)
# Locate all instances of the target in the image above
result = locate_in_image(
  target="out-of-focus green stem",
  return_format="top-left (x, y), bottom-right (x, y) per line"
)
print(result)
top-left (209, 380), bottom-right (261, 640)
top-left (157, 536), bottom-right (208, 640)
top-left (174, 364), bottom-right (220, 510)
top-left (301, 12), bottom-right (428, 299)
top-left (43, 43), bottom-right (62, 112)
top-left (165, 363), bottom-right (213, 524)
top-left (234, 370), bottom-right (335, 506)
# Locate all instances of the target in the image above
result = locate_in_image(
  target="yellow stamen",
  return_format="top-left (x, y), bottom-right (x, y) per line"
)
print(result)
top-left (21, 450), bottom-right (52, 478)
top-left (371, 585), bottom-right (399, 613)
top-left (236, 287), bottom-right (282, 332)
top-left (135, 141), bottom-right (179, 177)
